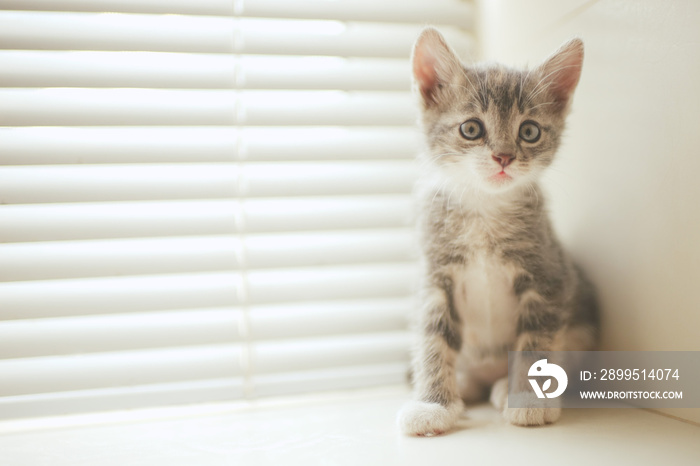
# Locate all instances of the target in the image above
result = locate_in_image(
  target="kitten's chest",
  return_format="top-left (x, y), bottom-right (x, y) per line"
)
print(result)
top-left (451, 253), bottom-right (518, 382)
top-left (451, 253), bottom-right (519, 352)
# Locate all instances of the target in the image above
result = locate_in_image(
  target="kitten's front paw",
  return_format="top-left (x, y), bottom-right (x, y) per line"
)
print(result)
top-left (397, 401), bottom-right (462, 436)
top-left (503, 405), bottom-right (561, 427)
top-left (492, 384), bottom-right (561, 426)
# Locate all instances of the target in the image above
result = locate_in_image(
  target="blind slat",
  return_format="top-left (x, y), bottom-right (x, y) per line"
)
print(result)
top-left (0, 0), bottom-right (473, 27)
top-left (0, 308), bottom-right (243, 359)
top-left (0, 51), bottom-right (411, 90)
top-left (0, 229), bottom-right (416, 282)
top-left (0, 297), bottom-right (410, 359)
top-left (0, 89), bottom-right (416, 126)
top-left (0, 162), bottom-right (417, 204)
top-left (246, 264), bottom-right (416, 304)
top-left (249, 297), bottom-right (411, 341)
top-left (0, 196), bottom-right (414, 242)
top-left (0, 332), bottom-right (408, 397)
top-left (0, 264), bottom-right (417, 320)
top-left (253, 332), bottom-right (410, 374)
top-left (0, 127), bottom-right (420, 165)
top-left (0, 12), bottom-right (473, 58)
top-left (253, 363), bottom-right (408, 398)
top-left (0, 363), bottom-right (408, 420)
top-left (0, 345), bottom-right (244, 397)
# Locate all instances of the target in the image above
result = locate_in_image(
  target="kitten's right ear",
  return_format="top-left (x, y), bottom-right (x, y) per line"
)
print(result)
top-left (412, 27), bottom-right (463, 106)
top-left (536, 38), bottom-right (584, 111)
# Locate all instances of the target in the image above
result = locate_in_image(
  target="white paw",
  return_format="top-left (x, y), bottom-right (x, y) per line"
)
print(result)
top-left (489, 378), bottom-right (508, 411)
top-left (397, 400), bottom-right (463, 436)
top-left (503, 406), bottom-right (561, 426)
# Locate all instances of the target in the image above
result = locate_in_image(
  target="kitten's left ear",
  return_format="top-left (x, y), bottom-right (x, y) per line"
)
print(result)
top-left (411, 27), bottom-right (463, 107)
top-left (537, 38), bottom-right (584, 110)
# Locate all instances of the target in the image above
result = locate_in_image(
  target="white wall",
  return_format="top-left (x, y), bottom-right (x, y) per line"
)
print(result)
top-left (476, 0), bottom-right (700, 421)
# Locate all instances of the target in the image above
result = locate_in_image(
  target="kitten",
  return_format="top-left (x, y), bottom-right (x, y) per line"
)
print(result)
top-left (398, 28), bottom-right (599, 436)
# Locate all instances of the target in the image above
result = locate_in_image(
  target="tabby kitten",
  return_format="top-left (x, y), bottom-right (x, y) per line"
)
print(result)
top-left (398, 29), bottom-right (599, 436)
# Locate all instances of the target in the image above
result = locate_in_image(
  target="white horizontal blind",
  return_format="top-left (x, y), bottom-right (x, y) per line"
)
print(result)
top-left (0, 0), bottom-right (474, 419)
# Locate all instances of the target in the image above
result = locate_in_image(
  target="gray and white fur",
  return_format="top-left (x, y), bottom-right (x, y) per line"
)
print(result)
top-left (398, 28), bottom-right (599, 436)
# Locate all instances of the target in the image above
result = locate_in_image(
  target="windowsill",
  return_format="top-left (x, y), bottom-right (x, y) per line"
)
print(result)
top-left (1, 385), bottom-right (698, 465)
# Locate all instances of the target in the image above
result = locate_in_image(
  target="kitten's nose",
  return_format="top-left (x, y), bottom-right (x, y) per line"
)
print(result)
top-left (492, 153), bottom-right (515, 168)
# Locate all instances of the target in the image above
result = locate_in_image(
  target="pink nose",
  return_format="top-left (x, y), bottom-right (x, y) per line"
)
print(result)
top-left (492, 153), bottom-right (515, 168)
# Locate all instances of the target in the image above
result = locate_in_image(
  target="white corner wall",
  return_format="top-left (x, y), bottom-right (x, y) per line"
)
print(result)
top-left (476, 0), bottom-right (700, 422)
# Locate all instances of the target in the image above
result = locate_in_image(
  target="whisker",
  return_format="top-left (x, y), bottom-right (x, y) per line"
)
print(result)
top-left (527, 101), bottom-right (555, 111)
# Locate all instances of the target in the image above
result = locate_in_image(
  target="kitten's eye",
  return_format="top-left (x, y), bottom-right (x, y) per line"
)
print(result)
top-left (459, 119), bottom-right (484, 140)
top-left (519, 121), bottom-right (541, 143)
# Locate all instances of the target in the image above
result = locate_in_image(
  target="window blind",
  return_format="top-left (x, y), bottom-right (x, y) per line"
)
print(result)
top-left (0, 0), bottom-right (474, 419)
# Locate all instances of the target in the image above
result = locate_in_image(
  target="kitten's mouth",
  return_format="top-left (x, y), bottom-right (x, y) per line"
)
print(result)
top-left (490, 171), bottom-right (513, 182)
